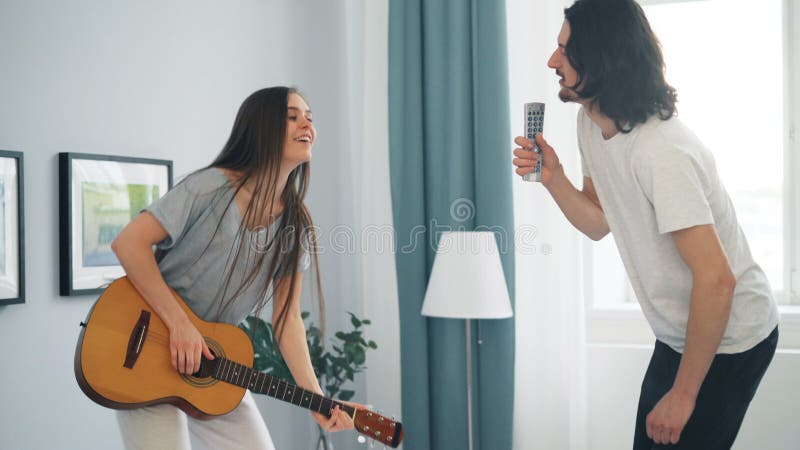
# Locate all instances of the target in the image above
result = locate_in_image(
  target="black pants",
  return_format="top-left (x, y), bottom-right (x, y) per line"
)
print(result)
top-left (633, 327), bottom-right (778, 450)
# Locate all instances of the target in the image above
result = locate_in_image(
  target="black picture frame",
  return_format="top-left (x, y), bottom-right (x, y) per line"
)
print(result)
top-left (0, 150), bottom-right (24, 305)
top-left (59, 152), bottom-right (173, 296)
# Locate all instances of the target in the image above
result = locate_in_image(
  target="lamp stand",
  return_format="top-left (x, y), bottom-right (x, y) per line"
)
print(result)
top-left (466, 318), bottom-right (474, 450)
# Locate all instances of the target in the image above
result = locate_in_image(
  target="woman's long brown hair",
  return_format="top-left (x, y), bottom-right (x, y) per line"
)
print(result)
top-left (204, 86), bottom-right (323, 342)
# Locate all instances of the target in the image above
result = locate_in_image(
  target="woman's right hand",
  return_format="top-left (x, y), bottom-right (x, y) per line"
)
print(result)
top-left (168, 316), bottom-right (214, 374)
top-left (512, 133), bottom-right (563, 185)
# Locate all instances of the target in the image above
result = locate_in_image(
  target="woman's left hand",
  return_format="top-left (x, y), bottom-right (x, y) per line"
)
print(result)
top-left (312, 401), bottom-right (366, 432)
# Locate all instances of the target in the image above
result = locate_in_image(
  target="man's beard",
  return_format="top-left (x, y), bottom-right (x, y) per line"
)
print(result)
top-left (558, 87), bottom-right (579, 103)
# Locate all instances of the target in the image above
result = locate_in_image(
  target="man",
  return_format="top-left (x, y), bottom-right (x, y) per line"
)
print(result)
top-left (512, 0), bottom-right (779, 448)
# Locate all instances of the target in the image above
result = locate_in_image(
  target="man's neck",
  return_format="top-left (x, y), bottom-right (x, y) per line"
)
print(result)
top-left (582, 102), bottom-right (619, 140)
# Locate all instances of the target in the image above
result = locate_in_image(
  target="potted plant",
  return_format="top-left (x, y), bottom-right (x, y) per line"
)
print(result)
top-left (241, 311), bottom-right (378, 450)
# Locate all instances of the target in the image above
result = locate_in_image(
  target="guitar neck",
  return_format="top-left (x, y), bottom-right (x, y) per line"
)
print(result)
top-left (212, 357), bottom-right (355, 417)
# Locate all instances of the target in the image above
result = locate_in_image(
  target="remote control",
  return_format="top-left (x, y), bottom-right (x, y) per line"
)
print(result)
top-left (523, 102), bottom-right (545, 182)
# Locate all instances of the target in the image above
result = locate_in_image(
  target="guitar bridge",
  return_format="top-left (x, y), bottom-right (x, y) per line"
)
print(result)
top-left (123, 310), bottom-right (151, 369)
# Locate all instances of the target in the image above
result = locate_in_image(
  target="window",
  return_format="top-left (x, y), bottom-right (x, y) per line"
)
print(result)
top-left (588, 0), bottom-right (798, 308)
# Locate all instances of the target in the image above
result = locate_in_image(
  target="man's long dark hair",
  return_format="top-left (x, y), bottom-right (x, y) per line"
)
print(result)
top-left (564, 0), bottom-right (678, 132)
top-left (202, 86), bottom-right (323, 341)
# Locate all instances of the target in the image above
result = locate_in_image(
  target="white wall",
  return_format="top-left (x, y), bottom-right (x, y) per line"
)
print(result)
top-left (587, 344), bottom-right (800, 450)
top-left (0, 1), bottom-right (396, 449)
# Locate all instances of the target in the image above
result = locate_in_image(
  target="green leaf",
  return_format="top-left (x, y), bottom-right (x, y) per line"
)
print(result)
top-left (247, 310), bottom-right (379, 403)
top-left (353, 347), bottom-right (366, 365)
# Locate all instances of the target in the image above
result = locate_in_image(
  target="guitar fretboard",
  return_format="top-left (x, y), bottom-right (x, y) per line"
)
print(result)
top-left (212, 358), bottom-right (356, 417)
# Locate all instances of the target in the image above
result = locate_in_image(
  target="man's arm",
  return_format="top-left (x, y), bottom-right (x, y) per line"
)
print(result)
top-left (546, 172), bottom-right (610, 241)
top-left (646, 224), bottom-right (736, 445)
top-left (513, 134), bottom-right (610, 240)
top-left (671, 224), bottom-right (736, 400)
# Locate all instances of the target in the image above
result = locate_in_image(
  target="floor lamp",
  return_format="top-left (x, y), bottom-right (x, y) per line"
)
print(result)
top-left (421, 231), bottom-right (513, 450)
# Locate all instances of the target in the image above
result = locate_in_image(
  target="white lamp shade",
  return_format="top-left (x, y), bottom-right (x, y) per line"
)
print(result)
top-left (421, 231), bottom-right (513, 319)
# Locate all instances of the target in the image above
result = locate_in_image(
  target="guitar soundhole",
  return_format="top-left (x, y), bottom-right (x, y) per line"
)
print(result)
top-left (182, 338), bottom-right (224, 388)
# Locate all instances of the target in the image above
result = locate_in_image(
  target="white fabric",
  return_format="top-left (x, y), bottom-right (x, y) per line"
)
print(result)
top-left (507, 1), bottom-right (588, 449)
top-left (116, 391), bottom-right (274, 450)
top-left (355, 0), bottom-right (403, 424)
top-left (576, 109), bottom-right (779, 354)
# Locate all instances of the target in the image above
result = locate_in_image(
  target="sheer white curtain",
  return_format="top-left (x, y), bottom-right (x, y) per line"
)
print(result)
top-left (507, 1), bottom-right (587, 449)
top-left (351, 0), bottom-right (403, 431)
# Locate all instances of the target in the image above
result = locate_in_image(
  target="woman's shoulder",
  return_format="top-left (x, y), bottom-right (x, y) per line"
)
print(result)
top-left (175, 167), bottom-right (230, 197)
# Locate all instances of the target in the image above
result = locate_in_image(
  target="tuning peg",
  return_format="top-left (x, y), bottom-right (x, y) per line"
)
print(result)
top-left (357, 435), bottom-right (366, 444)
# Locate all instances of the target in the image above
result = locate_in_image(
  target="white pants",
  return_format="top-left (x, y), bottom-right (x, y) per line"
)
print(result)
top-left (116, 391), bottom-right (275, 450)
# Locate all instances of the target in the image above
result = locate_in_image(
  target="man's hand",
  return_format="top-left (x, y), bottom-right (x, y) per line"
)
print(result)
top-left (512, 133), bottom-right (563, 185)
top-left (646, 389), bottom-right (696, 445)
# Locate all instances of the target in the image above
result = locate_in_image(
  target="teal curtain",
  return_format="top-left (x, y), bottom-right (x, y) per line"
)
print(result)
top-left (388, 1), bottom-right (515, 449)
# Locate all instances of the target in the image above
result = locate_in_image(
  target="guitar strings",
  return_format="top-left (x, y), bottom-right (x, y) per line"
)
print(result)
top-left (141, 331), bottom-right (221, 364)
top-left (137, 330), bottom-right (394, 432)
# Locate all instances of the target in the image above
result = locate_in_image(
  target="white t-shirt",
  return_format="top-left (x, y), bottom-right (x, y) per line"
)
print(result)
top-left (577, 108), bottom-right (778, 354)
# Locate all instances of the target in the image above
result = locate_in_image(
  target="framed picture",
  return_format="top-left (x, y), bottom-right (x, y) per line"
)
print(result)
top-left (0, 151), bottom-right (24, 305)
top-left (59, 153), bottom-right (172, 296)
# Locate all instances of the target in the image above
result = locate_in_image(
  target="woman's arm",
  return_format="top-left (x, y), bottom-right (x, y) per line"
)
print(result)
top-left (111, 211), bottom-right (213, 374)
top-left (273, 272), bottom-right (354, 432)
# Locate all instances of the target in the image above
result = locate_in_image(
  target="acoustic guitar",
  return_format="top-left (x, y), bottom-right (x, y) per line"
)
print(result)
top-left (74, 277), bottom-right (403, 448)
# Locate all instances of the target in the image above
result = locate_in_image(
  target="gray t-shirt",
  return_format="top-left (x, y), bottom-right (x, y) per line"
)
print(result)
top-left (144, 167), bottom-right (310, 325)
top-left (577, 108), bottom-right (778, 353)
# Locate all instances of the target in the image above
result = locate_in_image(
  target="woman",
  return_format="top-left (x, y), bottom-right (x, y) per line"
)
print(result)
top-left (111, 87), bottom-right (354, 449)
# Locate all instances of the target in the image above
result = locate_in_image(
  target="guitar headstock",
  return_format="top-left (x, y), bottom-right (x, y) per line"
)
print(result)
top-left (354, 409), bottom-right (403, 448)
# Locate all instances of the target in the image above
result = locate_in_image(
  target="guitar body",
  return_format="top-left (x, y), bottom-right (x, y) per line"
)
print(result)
top-left (75, 277), bottom-right (405, 447)
top-left (75, 277), bottom-right (252, 419)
